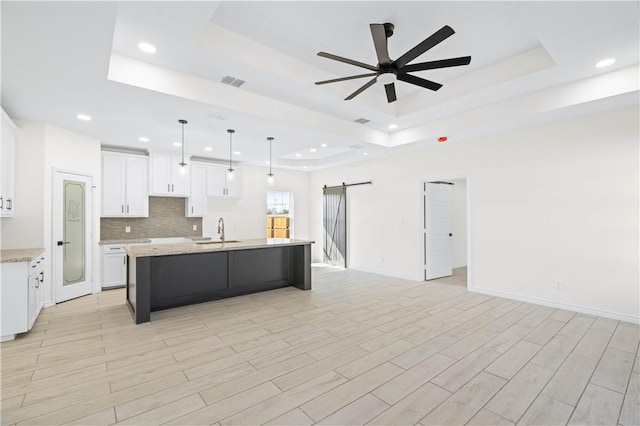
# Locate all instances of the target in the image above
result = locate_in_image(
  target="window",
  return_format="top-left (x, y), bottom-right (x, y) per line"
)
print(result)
top-left (267, 191), bottom-right (293, 238)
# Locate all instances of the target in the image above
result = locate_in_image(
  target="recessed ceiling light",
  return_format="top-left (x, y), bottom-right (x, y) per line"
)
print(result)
top-left (139, 137), bottom-right (149, 142)
top-left (204, 146), bottom-right (213, 151)
top-left (363, 152), bottom-right (369, 156)
top-left (303, 166), bottom-right (308, 169)
top-left (138, 42), bottom-right (156, 54)
top-left (596, 58), bottom-right (615, 68)
top-left (321, 143), bottom-right (328, 148)
top-left (233, 151), bottom-right (241, 155)
top-left (388, 124), bottom-right (398, 129)
top-left (172, 142), bottom-right (182, 147)
top-left (266, 160), bottom-right (271, 164)
top-left (310, 148), bottom-right (317, 153)
top-left (76, 114), bottom-right (92, 121)
top-left (295, 153), bottom-right (302, 157)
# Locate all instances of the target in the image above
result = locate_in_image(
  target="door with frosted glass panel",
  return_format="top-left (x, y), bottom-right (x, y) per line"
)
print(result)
top-left (53, 171), bottom-right (93, 302)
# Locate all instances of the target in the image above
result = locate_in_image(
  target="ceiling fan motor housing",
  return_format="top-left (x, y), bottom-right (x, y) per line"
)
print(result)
top-left (383, 22), bottom-right (394, 38)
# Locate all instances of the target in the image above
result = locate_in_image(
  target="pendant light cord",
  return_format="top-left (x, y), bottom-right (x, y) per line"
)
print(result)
top-left (178, 119), bottom-right (187, 167)
top-left (268, 137), bottom-right (273, 175)
top-left (227, 129), bottom-right (235, 172)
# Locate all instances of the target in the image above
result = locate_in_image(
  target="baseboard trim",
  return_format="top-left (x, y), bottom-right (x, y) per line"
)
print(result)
top-left (469, 285), bottom-right (639, 324)
top-left (44, 301), bottom-right (55, 308)
top-left (348, 265), bottom-right (422, 282)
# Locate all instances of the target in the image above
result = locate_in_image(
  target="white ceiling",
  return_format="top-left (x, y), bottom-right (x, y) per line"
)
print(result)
top-left (2, 1), bottom-right (638, 171)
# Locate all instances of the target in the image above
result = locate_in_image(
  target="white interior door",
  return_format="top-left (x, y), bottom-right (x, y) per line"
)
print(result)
top-left (53, 171), bottom-right (93, 302)
top-left (423, 182), bottom-right (453, 280)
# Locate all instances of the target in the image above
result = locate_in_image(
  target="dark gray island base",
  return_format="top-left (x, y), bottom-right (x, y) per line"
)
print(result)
top-left (125, 239), bottom-right (313, 324)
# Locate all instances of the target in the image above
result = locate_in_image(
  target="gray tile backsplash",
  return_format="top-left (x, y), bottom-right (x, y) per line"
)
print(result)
top-left (100, 197), bottom-right (202, 240)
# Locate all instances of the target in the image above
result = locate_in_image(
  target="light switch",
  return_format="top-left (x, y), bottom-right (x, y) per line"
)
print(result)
top-left (193, 224), bottom-right (197, 231)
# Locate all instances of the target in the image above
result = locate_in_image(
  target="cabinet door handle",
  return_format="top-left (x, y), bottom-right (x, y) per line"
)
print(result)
top-left (126, 205), bottom-right (129, 213)
top-left (39, 271), bottom-right (44, 283)
top-left (191, 206), bottom-right (194, 214)
top-left (121, 205), bottom-right (124, 213)
top-left (0, 196), bottom-right (3, 209)
top-left (123, 256), bottom-right (126, 265)
top-left (7, 199), bottom-right (11, 210)
top-left (168, 184), bottom-right (170, 192)
top-left (172, 184), bottom-right (174, 192)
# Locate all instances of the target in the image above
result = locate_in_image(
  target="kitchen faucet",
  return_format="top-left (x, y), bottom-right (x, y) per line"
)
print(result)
top-left (217, 217), bottom-right (225, 243)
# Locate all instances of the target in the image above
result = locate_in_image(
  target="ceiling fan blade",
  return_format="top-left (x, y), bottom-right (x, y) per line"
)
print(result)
top-left (345, 77), bottom-right (377, 100)
top-left (402, 56), bottom-right (471, 73)
top-left (315, 73), bottom-right (378, 85)
top-left (317, 52), bottom-right (378, 71)
top-left (370, 24), bottom-right (391, 65)
top-left (393, 25), bottom-right (456, 69)
top-left (398, 73), bottom-right (443, 91)
top-left (384, 83), bottom-right (397, 103)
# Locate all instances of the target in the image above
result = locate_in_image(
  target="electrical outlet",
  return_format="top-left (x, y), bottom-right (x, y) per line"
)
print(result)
top-left (193, 224), bottom-right (197, 231)
top-left (125, 226), bottom-right (130, 233)
top-left (554, 280), bottom-right (564, 289)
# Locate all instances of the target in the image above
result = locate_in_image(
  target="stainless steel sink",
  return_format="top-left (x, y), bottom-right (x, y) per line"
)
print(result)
top-left (195, 240), bottom-right (241, 244)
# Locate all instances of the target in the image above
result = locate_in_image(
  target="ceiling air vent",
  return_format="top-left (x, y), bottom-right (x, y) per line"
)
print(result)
top-left (205, 111), bottom-right (228, 121)
top-left (354, 118), bottom-right (370, 124)
top-left (221, 75), bottom-right (245, 87)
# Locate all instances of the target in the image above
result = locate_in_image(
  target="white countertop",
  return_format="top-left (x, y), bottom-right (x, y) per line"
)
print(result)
top-left (125, 238), bottom-right (314, 258)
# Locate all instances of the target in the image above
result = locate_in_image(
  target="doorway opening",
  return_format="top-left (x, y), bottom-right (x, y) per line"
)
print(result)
top-left (266, 191), bottom-right (293, 238)
top-left (422, 178), bottom-right (468, 287)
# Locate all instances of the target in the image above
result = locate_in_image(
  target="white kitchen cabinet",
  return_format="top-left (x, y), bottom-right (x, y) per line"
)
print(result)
top-left (187, 162), bottom-right (207, 217)
top-left (1, 252), bottom-right (45, 341)
top-left (101, 245), bottom-right (127, 289)
top-left (1, 109), bottom-right (16, 217)
top-left (101, 152), bottom-right (148, 217)
top-left (149, 153), bottom-right (188, 196)
top-left (206, 164), bottom-right (243, 198)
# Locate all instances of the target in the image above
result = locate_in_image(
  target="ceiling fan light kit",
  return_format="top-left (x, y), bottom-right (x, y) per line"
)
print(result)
top-left (315, 22), bottom-right (472, 103)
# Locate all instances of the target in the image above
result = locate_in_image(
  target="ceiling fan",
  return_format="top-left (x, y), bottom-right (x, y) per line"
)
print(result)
top-left (315, 23), bottom-right (471, 103)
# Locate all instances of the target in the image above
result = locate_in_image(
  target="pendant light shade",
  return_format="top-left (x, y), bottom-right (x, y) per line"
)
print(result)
top-left (226, 129), bottom-right (235, 181)
top-left (267, 137), bottom-right (275, 186)
top-left (178, 119), bottom-right (188, 174)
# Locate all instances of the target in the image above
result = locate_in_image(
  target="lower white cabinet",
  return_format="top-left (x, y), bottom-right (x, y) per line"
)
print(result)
top-left (101, 245), bottom-right (127, 289)
top-left (1, 253), bottom-right (45, 341)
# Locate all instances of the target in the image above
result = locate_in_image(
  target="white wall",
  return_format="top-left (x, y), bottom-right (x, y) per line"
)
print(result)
top-left (309, 106), bottom-right (639, 321)
top-left (0, 120), bottom-right (45, 249)
top-left (43, 124), bottom-right (101, 304)
top-left (450, 179), bottom-right (467, 269)
top-left (202, 165), bottom-right (310, 241)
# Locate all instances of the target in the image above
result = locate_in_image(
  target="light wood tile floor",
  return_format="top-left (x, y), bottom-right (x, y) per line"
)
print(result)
top-left (1, 266), bottom-right (638, 425)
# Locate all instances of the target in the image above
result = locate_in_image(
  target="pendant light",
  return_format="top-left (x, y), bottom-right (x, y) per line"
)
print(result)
top-left (226, 129), bottom-right (235, 181)
top-left (267, 137), bottom-right (275, 186)
top-left (178, 119), bottom-right (188, 174)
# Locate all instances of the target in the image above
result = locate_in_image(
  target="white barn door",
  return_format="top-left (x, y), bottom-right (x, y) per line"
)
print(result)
top-left (423, 182), bottom-right (453, 280)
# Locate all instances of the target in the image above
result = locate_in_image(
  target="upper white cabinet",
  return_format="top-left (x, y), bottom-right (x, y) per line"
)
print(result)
top-left (101, 152), bottom-right (149, 217)
top-left (1, 109), bottom-right (16, 217)
top-left (187, 162), bottom-right (207, 217)
top-left (149, 153), bottom-right (188, 196)
top-left (206, 164), bottom-right (242, 198)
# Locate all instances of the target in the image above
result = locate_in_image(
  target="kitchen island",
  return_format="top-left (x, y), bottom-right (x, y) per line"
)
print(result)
top-left (125, 238), bottom-right (313, 324)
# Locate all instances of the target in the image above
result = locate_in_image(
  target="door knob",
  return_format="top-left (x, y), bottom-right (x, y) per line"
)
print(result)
top-left (57, 241), bottom-right (70, 246)
top-left (449, 233), bottom-right (453, 237)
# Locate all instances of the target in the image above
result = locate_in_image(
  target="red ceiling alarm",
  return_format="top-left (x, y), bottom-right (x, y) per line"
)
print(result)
top-left (437, 136), bottom-right (448, 143)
